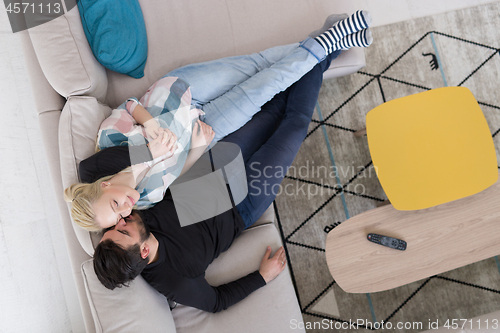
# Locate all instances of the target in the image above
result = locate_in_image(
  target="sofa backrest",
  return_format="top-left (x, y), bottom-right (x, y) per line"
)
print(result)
top-left (103, 0), bottom-right (365, 108)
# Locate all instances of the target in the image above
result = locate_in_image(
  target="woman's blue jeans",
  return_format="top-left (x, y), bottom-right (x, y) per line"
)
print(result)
top-left (220, 49), bottom-right (341, 228)
top-left (165, 38), bottom-right (326, 142)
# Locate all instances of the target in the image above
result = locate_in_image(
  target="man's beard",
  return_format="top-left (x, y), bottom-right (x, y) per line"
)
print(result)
top-left (130, 211), bottom-right (151, 243)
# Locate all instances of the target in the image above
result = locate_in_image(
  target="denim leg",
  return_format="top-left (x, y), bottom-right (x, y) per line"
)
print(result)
top-left (202, 38), bottom-right (328, 142)
top-left (219, 90), bottom-right (289, 164)
top-left (165, 42), bottom-right (313, 107)
top-left (236, 50), bottom-right (338, 228)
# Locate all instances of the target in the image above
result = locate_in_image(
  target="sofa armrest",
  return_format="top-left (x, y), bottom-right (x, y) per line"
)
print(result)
top-left (18, 30), bottom-right (65, 114)
top-left (82, 261), bottom-right (176, 333)
top-left (323, 47), bottom-right (366, 79)
top-left (28, 8), bottom-right (108, 101)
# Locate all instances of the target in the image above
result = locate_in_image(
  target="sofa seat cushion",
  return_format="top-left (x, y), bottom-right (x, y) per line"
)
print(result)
top-left (82, 260), bottom-right (176, 333)
top-left (248, 204), bottom-right (275, 228)
top-left (172, 224), bottom-right (305, 333)
top-left (59, 96), bottom-right (112, 255)
top-left (78, 0), bottom-right (148, 78)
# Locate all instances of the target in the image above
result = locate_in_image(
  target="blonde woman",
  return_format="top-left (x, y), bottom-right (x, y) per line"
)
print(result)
top-left (64, 11), bottom-right (373, 231)
top-left (65, 121), bottom-right (214, 231)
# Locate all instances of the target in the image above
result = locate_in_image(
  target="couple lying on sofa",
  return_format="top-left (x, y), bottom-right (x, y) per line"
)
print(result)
top-left (64, 12), bottom-right (373, 313)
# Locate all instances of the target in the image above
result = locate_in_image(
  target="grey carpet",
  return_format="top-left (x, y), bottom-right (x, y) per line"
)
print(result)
top-left (275, 3), bottom-right (500, 332)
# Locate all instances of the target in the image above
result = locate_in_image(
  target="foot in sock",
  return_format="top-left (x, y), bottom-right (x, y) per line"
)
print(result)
top-left (334, 28), bottom-right (373, 50)
top-left (308, 13), bottom-right (348, 38)
top-left (315, 10), bottom-right (372, 54)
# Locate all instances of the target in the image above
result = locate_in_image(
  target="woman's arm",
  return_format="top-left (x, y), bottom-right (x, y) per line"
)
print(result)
top-left (126, 100), bottom-right (178, 149)
top-left (128, 101), bottom-right (154, 126)
top-left (124, 131), bottom-right (180, 187)
top-left (126, 100), bottom-right (162, 139)
top-left (180, 120), bottom-right (216, 176)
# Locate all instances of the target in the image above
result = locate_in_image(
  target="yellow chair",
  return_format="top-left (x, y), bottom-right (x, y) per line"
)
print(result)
top-left (365, 87), bottom-right (498, 210)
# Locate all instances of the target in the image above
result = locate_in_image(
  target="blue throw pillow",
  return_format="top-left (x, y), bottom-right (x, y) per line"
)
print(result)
top-left (78, 0), bottom-right (148, 78)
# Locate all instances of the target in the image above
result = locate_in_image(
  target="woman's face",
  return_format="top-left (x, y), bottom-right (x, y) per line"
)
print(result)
top-left (92, 182), bottom-right (140, 229)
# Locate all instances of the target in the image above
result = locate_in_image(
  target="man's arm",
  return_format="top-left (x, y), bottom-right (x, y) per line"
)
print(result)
top-left (79, 132), bottom-right (176, 183)
top-left (79, 145), bottom-right (152, 183)
top-left (169, 271), bottom-right (267, 313)
top-left (148, 246), bottom-right (287, 313)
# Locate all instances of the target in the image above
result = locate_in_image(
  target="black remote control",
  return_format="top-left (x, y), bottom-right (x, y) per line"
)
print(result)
top-left (367, 233), bottom-right (406, 251)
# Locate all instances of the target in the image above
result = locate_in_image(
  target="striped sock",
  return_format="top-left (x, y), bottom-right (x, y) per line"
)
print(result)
top-left (333, 28), bottom-right (373, 51)
top-left (314, 10), bottom-right (372, 54)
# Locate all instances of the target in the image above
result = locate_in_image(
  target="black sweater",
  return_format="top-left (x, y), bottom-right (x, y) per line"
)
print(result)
top-left (79, 146), bottom-right (266, 312)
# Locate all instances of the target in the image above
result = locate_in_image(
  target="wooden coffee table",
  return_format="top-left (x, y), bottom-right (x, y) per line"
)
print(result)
top-left (325, 173), bottom-right (500, 293)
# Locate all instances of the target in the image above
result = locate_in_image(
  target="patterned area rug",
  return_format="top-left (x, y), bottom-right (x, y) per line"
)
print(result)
top-left (274, 3), bottom-right (500, 332)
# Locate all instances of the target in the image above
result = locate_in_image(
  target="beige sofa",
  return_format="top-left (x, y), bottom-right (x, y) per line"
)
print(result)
top-left (19, 1), bottom-right (365, 332)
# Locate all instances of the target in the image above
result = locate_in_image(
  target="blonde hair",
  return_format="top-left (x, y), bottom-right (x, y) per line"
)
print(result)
top-left (64, 175), bottom-right (114, 232)
top-left (64, 167), bottom-right (134, 232)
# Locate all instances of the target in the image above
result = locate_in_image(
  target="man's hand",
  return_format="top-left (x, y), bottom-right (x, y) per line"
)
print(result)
top-left (259, 246), bottom-right (287, 283)
top-left (147, 129), bottom-right (178, 159)
top-left (191, 120), bottom-right (215, 148)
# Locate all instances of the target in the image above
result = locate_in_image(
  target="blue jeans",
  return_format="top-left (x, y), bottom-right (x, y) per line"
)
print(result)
top-left (220, 50), bottom-right (341, 228)
top-left (165, 38), bottom-right (326, 142)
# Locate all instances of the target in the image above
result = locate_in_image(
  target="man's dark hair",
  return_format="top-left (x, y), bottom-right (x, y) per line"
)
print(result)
top-left (93, 239), bottom-right (149, 290)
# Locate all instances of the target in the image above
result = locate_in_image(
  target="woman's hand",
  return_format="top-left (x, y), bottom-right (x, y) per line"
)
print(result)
top-left (258, 246), bottom-right (287, 283)
top-left (191, 120), bottom-right (215, 148)
top-left (148, 129), bottom-right (178, 159)
top-left (144, 119), bottom-right (162, 140)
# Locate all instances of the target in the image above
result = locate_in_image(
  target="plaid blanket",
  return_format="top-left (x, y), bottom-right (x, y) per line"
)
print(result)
top-left (97, 76), bottom-right (203, 209)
